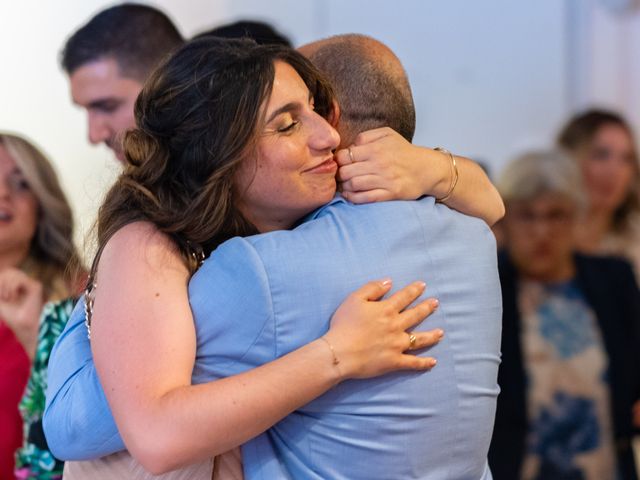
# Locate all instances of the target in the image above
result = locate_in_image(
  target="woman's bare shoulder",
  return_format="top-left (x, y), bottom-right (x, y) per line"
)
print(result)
top-left (99, 221), bottom-right (187, 278)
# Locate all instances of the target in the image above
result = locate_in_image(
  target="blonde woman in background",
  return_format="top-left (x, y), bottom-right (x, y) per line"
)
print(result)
top-left (0, 133), bottom-right (84, 479)
top-left (557, 109), bottom-right (640, 279)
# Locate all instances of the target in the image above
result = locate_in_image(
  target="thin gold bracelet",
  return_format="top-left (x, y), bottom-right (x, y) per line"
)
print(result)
top-left (434, 147), bottom-right (459, 203)
top-left (320, 336), bottom-right (340, 365)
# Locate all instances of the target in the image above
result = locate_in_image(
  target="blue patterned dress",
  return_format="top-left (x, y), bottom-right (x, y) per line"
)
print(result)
top-left (518, 279), bottom-right (617, 480)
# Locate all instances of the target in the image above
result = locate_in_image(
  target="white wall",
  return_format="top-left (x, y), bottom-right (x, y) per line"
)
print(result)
top-left (219, 0), bottom-right (569, 174)
top-left (1, 0), bottom-right (639, 255)
top-left (568, 0), bottom-right (640, 129)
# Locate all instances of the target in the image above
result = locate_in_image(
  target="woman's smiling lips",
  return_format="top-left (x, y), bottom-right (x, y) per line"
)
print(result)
top-left (304, 158), bottom-right (338, 174)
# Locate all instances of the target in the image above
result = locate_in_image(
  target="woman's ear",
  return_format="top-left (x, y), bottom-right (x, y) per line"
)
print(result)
top-left (327, 100), bottom-right (341, 129)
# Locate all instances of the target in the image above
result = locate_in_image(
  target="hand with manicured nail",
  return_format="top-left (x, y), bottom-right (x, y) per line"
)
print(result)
top-left (324, 278), bottom-right (442, 380)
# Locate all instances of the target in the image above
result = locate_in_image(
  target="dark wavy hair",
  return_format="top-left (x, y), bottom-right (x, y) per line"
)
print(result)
top-left (89, 38), bottom-right (335, 279)
top-left (194, 20), bottom-right (291, 47)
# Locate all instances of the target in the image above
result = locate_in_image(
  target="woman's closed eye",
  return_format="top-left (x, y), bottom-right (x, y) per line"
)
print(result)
top-left (277, 121), bottom-right (299, 133)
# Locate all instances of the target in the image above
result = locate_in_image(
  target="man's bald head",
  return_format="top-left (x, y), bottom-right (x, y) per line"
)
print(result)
top-left (300, 34), bottom-right (415, 147)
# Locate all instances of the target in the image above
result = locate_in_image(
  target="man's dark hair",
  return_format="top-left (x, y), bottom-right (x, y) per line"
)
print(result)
top-left (305, 34), bottom-right (416, 143)
top-left (193, 20), bottom-right (291, 47)
top-left (61, 3), bottom-right (183, 80)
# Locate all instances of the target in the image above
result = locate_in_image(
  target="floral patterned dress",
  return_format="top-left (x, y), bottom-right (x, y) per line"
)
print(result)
top-left (518, 279), bottom-right (617, 480)
top-left (15, 298), bottom-right (76, 479)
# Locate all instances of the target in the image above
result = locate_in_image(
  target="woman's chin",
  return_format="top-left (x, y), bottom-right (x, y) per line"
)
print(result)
top-left (321, 187), bottom-right (338, 204)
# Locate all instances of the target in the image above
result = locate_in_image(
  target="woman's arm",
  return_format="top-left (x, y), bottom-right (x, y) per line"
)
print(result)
top-left (92, 222), bottom-right (442, 474)
top-left (336, 127), bottom-right (505, 225)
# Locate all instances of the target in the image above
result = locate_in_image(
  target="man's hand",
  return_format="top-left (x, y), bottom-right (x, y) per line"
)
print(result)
top-left (0, 267), bottom-right (45, 359)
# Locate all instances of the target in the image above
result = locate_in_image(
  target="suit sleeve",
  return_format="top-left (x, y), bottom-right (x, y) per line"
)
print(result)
top-left (44, 237), bottom-right (274, 460)
top-left (189, 236), bottom-right (275, 380)
top-left (43, 299), bottom-right (125, 460)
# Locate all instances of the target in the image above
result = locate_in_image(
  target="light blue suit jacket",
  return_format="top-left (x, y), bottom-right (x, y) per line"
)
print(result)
top-left (45, 197), bottom-right (501, 479)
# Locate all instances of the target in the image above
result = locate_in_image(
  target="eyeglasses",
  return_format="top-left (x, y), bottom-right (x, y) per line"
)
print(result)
top-left (507, 208), bottom-right (575, 229)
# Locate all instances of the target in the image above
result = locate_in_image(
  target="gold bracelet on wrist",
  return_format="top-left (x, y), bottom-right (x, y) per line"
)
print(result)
top-left (434, 147), bottom-right (459, 203)
top-left (320, 336), bottom-right (340, 365)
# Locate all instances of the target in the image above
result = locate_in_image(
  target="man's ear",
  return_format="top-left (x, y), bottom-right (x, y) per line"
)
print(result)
top-left (327, 100), bottom-right (341, 128)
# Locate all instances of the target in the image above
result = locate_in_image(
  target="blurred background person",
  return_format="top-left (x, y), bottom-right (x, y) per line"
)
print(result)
top-left (557, 109), bottom-right (640, 280)
top-left (5, 6), bottom-right (184, 478)
top-left (194, 19), bottom-right (292, 46)
top-left (61, 3), bottom-right (183, 162)
top-left (489, 150), bottom-right (640, 480)
top-left (0, 133), bottom-right (84, 479)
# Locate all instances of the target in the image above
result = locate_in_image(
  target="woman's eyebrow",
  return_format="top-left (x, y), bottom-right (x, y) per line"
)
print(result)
top-left (266, 91), bottom-right (313, 123)
top-left (266, 102), bottom-right (300, 124)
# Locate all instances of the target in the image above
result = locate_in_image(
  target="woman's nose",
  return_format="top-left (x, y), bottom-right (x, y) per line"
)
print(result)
top-left (310, 113), bottom-right (340, 152)
top-left (0, 178), bottom-right (10, 199)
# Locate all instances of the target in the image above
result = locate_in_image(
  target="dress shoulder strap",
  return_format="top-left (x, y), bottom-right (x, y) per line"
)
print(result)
top-left (84, 278), bottom-right (96, 339)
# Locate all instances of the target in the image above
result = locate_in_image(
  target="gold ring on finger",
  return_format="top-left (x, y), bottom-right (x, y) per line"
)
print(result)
top-left (408, 333), bottom-right (417, 350)
top-left (348, 147), bottom-right (355, 163)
